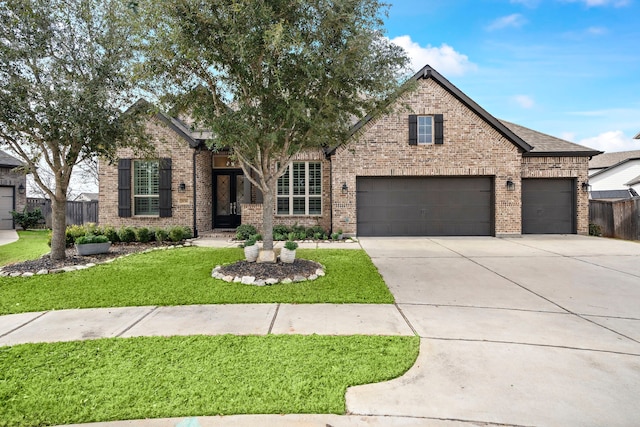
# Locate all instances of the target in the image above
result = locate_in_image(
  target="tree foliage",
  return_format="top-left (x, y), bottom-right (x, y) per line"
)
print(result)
top-left (0, 0), bottom-right (151, 259)
top-left (135, 0), bottom-right (409, 251)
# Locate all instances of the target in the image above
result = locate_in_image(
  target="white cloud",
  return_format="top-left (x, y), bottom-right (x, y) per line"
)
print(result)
top-left (511, 0), bottom-right (541, 7)
top-left (587, 26), bottom-right (607, 35)
top-left (513, 95), bottom-right (535, 109)
top-left (390, 36), bottom-right (477, 76)
top-left (486, 14), bottom-right (527, 31)
top-left (564, 0), bottom-right (630, 7)
top-left (577, 130), bottom-right (638, 152)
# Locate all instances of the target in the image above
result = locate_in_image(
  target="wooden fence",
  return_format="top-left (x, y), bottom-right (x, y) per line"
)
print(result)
top-left (26, 198), bottom-right (99, 228)
top-left (589, 198), bottom-right (640, 241)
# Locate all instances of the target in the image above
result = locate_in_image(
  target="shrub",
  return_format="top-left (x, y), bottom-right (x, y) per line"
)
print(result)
top-left (242, 236), bottom-right (258, 248)
top-left (235, 224), bottom-right (257, 240)
top-left (75, 234), bottom-right (109, 245)
top-left (168, 226), bottom-right (184, 242)
top-left (118, 226), bottom-right (136, 243)
top-left (284, 240), bottom-right (298, 250)
top-left (313, 232), bottom-right (323, 240)
top-left (292, 223), bottom-right (306, 235)
top-left (273, 233), bottom-right (286, 241)
top-left (155, 227), bottom-right (169, 243)
top-left (273, 224), bottom-right (291, 236)
top-left (102, 225), bottom-right (120, 243)
top-left (306, 225), bottom-right (325, 238)
top-left (10, 208), bottom-right (44, 230)
top-left (296, 231), bottom-right (306, 240)
top-left (135, 227), bottom-right (152, 243)
top-left (66, 224), bottom-right (87, 247)
top-left (84, 222), bottom-right (100, 236)
top-left (589, 223), bottom-right (602, 237)
top-left (287, 232), bottom-right (297, 241)
top-left (331, 232), bottom-right (341, 241)
top-left (181, 226), bottom-right (193, 239)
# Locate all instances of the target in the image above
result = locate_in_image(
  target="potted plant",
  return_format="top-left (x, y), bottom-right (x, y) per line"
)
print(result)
top-left (242, 236), bottom-right (259, 262)
top-left (75, 234), bottom-right (111, 256)
top-left (280, 240), bottom-right (298, 264)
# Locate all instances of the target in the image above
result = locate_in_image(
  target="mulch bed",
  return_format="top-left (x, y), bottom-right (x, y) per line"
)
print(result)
top-left (0, 242), bottom-right (174, 274)
top-left (217, 259), bottom-right (323, 280)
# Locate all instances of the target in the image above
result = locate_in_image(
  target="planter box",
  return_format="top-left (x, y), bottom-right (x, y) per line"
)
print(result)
top-left (75, 242), bottom-right (111, 256)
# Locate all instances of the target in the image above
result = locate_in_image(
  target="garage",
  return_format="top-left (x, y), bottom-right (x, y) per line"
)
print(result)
top-left (522, 178), bottom-right (575, 234)
top-left (0, 187), bottom-right (15, 230)
top-left (356, 177), bottom-right (494, 236)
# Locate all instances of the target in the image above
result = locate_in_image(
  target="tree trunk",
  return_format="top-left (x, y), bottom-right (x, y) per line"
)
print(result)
top-left (262, 186), bottom-right (275, 251)
top-left (50, 196), bottom-right (68, 260)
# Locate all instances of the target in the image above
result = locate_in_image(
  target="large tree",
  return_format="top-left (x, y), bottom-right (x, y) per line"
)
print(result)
top-left (136, 0), bottom-right (409, 257)
top-left (0, 0), bottom-right (150, 259)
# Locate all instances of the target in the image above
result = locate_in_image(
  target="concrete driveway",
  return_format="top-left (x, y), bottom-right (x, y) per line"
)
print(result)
top-left (348, 235), bottom-right (640, 426)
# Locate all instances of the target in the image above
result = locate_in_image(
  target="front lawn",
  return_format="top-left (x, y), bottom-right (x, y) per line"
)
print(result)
top-left (0, 230), bottom-right (49, 266)
top-left (0, 247), bottom-right (394, 315)
top-left (0, 335), bottom-right (419, 426)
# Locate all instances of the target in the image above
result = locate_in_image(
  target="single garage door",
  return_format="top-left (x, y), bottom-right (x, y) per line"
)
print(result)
top-left (522, 178), bottom-right (575, 234)
top-left (0, 187), bottom-right (14, 230)
top-left (356, 177), bottom-right (493, 236)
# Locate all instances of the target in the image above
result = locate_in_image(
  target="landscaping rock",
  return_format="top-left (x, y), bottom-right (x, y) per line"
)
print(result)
top-left (265, 278), bottom-right (278, 285)
top-left (241, 276), bottom-right (255, 285)
top-left (281, 278), bottom-right (293, 284)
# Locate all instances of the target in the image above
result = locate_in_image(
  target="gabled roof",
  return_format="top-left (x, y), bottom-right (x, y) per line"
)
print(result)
top-left (331, 64), bottom-right (599, 157)
top-left (0, 149), bottom-right (25, 168)
top-left (500, 121), bottom-right (602, 157)
top-left (589, 150), bottom-right (640, 170)
top-left (634, 131), bottom-right (640, 139)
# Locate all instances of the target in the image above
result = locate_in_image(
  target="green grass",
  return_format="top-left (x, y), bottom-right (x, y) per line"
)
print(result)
top-left (0, 248), bottom-right (394, 314)
top-left (0, 230), bottom-right (49, 266)
top-left (0, 335), bottom-right (419, 426)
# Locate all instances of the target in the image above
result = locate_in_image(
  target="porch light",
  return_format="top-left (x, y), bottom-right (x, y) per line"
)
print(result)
top-left (17, 183), bottom-right (25, 195)
top-left (341, 182), bottom-right (348, 194)
top-left (581, 181), bottom-right (590, 192)
top-left (178, 182), bottom-right (186, 192)
top-left (506, 179), bottom-right (515, 191)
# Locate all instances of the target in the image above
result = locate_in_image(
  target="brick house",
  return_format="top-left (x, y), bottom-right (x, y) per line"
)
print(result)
top-left (99, 65), bottom-right (600, 237)
top-left (0, 150), bottom-right (27, 230)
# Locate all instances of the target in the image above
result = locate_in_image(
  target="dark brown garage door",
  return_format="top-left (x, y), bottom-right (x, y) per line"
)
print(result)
top-left (356, 177), bottom-right (493, 236)
top-left (522, 179), bottom-right (575, 234)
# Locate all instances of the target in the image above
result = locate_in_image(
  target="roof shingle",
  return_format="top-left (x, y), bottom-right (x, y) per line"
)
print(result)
top-left (0, 150), bottom-right (25, 168)
top-left (500, 121), bottom-right (601, 156)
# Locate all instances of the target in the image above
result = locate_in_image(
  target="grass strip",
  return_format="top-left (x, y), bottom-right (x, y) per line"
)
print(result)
top-left (0, 230), bottom-right (50, 267)
top-left (0, 248), bottom-right (394, 314)
top-left (0, 335), bottom-right (419, 426)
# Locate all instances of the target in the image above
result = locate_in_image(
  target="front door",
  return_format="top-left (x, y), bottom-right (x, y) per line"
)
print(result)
top-left (213, 170), bottom-right (244, 228)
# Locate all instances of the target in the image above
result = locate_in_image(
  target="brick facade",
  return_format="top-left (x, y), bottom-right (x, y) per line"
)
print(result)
top-left (99, 117), bottom-right (207, 233)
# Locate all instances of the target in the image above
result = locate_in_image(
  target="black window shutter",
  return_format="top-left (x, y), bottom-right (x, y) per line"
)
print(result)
top-left (159, 158), bottom-right (172, 217)
top-left (408, 115), bottom-right (417, 145)
top-left (118, 159), bottom-right (131, 218)
top-left (434, 114), bottom-right (444, 145)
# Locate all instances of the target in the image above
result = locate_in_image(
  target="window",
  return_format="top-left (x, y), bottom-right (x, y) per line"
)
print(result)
top-left (134, 160), bottom-right (159, 215)
top-left (277, 162), bottom-right (322, 215)
top-left (417, 116), bottom-right (433, 144)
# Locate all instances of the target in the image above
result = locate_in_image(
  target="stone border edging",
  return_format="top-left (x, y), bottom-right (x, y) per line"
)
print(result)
top-left (211, 263), bottom-right (326, 286)
top-left (0, 243), bottom-right (193, 278)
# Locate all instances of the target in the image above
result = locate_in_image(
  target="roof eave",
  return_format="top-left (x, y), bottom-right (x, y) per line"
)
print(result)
top-left (523, 150), bottom-right (603, 158)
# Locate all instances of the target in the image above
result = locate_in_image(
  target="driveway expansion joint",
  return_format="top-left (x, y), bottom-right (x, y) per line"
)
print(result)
top-left (394, 303), bottom-right (419, 336)
top-left (268, 303), bottom-right (280, 334)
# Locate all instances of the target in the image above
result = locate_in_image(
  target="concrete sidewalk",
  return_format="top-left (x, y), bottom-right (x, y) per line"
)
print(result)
top-left (0, 304), bottom-right (413, 347)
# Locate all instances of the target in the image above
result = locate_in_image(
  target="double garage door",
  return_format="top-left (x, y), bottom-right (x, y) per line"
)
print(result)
top-left (356, 177), bottom-right (575, 236)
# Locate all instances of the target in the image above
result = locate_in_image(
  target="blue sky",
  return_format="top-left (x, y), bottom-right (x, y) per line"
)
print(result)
top-left (384, 0), bottom-right (640, 153)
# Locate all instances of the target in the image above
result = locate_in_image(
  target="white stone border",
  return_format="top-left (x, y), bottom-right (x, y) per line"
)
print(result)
top-left (211, 263), bottom-right (326, 286)
top-left (0, 243), bottom-right (193, 278)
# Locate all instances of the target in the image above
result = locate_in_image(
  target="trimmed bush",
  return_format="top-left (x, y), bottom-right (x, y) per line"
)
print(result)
top-left (66, 225), bottom-right (87, 247)
top-left (273, 224), bottom-right (291, 236)
top-left (102, 225), bottom-right (120, 243)
top-left (155, 228), bottom-right (169, 243)
top-left (181, 226), bottom-right (193, 239)
top-left (235, 224), bottom-right (257, 240)
top-left (118, 226), bottom-right (136, 243)
top-left (135, 227), bottom-right (152, 243)
top-left (168, 226), bottom-right (184, 242)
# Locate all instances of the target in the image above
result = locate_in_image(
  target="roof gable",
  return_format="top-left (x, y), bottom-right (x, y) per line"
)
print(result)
top-left (0, 149), bottom-right (25, 168)
top-left (500, 121), bottom-right (601, 157)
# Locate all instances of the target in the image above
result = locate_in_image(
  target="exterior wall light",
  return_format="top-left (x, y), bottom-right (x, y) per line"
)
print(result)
top-left (506, 179), bottom-right (515, 191)
top-left (178, 182), bottom-right (186, 192)
top-left (18, 183), bottom-right (25, 195)
top-left (341, 182), bottom-right (348, 194)
top-left (581, 181), bottom-right (590, 192)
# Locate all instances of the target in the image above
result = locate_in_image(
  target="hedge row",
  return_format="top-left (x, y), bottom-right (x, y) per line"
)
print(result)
top-left (51, 223), bottom-right (193, 247)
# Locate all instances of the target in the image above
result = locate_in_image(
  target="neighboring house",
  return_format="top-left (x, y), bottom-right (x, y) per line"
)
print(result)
top-left (74, 192), bottom-right (99, 202)
top-left (588, 150), bottom-right (640, 198)
top-left (0, 149), bottom-right (27, 230)
top-left (99, 65), bottom-right (600, 237)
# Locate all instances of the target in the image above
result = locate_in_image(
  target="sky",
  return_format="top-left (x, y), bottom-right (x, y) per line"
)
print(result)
top-left (383, 0), bottom-right (640, 153)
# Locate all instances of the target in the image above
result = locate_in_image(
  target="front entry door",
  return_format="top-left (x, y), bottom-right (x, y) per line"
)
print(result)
top-left (213, 170), bottom-right (244, 228)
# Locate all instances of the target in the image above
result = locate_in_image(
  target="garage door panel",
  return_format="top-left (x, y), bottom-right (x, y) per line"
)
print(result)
top-left (0, 187), bottom-right (15, 230)
top-left (357, 177), bottom-right (493, 237)
top-left (522, 179), bottom-right (575, 234)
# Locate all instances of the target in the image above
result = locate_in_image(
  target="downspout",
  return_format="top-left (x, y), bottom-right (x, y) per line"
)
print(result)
top-left (326, 149), bottom-right (333, 234)
top-left (192, 148), bottom-right (198, 238)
